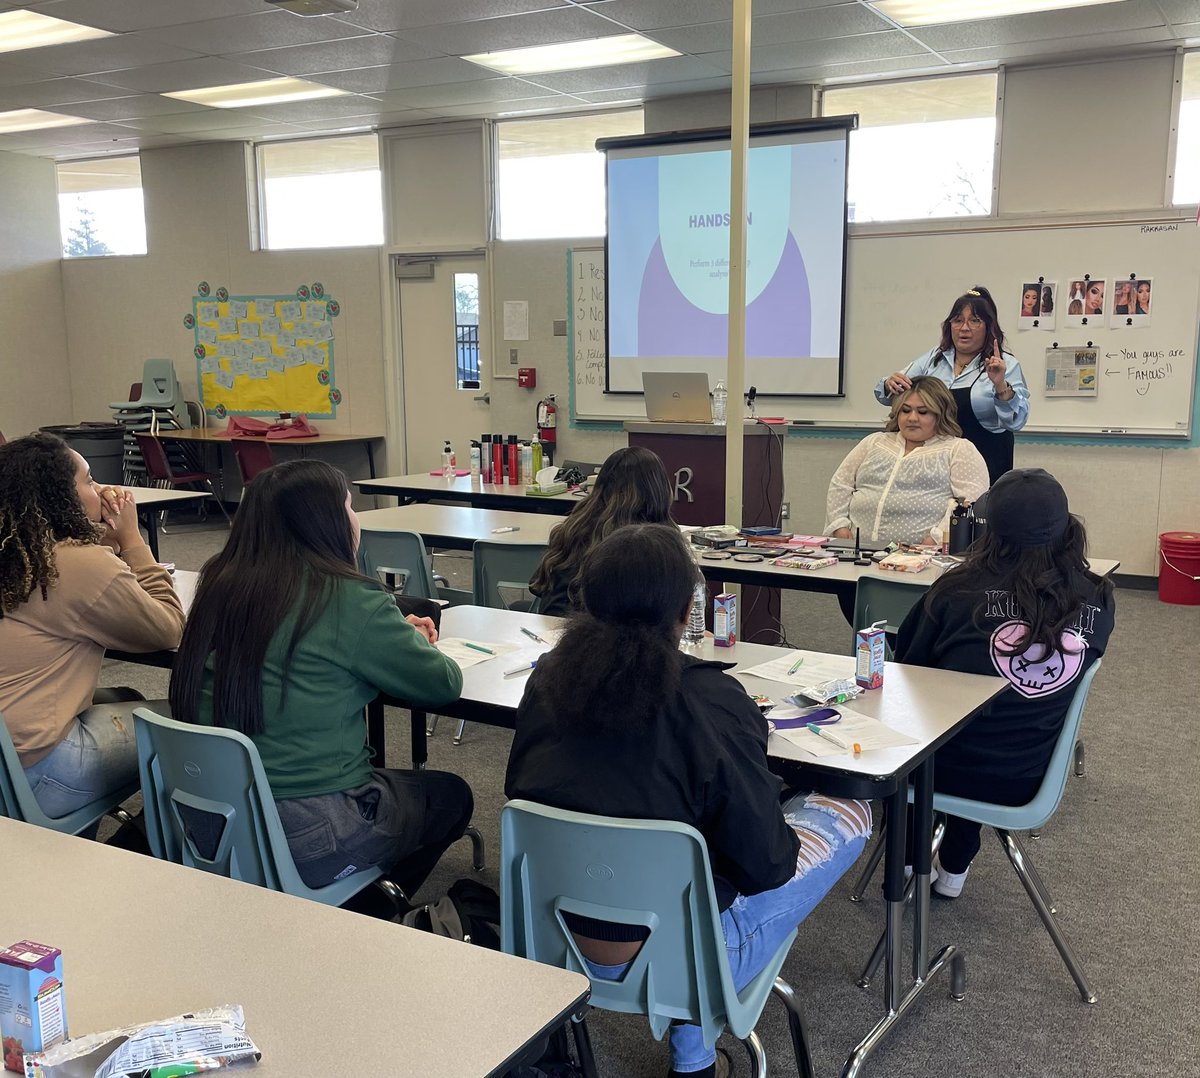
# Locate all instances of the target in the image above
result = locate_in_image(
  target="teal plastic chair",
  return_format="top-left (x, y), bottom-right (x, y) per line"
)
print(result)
top-left (471, 540), bottom-right (547, 612)
top-left (0, 711), bottom-right (135, 836)
top-left (500, 800), bottom-right (816, 1078)
top-left (133, 708), bottom-right (402, 912)
top-left (358, 529), bottom-right (440, 599)
top-left (849, 574), bottom-right (926, 657)
top-left (853, 659), bottom-right (1102, 1003)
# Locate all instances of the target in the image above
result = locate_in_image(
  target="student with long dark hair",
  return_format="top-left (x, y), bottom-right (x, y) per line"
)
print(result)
top-left (529, 445), bottom-right (673, 616)
top-left (875, 284), bottom-right (1029, 483)
top-left (508, 524), bottom-right (871, 1078)
top-left (894, 469), bottom-right (1114, 898)
top-left (0, 433), bottom-right (184, 820)
top-left (169, 460), bottom-right (471, 899)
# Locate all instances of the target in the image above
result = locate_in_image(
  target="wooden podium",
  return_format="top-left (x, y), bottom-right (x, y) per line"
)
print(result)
top-left (625, 421), bottom-right (784, 642)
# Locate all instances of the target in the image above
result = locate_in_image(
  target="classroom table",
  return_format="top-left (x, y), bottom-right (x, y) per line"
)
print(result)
top-left (356, 472), bottom-right (580, 514)
top-left (375, 605), bottom-right (1008, 1078)
top-left (0, 815), bottom-right (590, 1078)
top-left (357, 503), bottom-right (561, 550)
top-left (159, 427), bottom-right (382, 478)
top-left (356, 502), bottom-right (1121, 594)
top-left (131, 486), bottom-right (212, 560)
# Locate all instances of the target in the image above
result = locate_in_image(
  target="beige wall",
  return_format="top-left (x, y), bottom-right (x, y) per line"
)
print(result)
top-left (60, 143), bottom-right (388, 455)
top-left (0, 150), bottom-right (71, 435)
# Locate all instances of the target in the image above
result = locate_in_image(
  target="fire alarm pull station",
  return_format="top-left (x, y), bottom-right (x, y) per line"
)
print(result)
top-left (517, 367), bottom-right (537, 389)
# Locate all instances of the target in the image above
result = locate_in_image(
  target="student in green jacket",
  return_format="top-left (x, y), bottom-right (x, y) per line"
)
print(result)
top-left (170, 460), bottom-right (471, 900)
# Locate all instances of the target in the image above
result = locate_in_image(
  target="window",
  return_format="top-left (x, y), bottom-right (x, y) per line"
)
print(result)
top-left (57, 155), bottom-right (147, 257)
top-left (257, 134), bottom-right (382, 249)
top-left (454, 272), bottom-right (480, 389)
top-left (1173, 53), bottom-right (1200, 206)
top-left (822, 74), bottom-right (997, 223)
top-left (497, 110), bottom-right (643, 239)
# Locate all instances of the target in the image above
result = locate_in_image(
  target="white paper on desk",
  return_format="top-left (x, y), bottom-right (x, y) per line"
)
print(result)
top-left (773, 706), bottom-right (919, 757)
top-left (739, 651), bottom-right (853, 686)
top-left (438, 638), bottom-right (519, 669)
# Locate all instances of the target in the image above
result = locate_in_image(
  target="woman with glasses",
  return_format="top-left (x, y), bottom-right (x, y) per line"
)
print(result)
top-left (875, 284), bottom-right (1029, 484)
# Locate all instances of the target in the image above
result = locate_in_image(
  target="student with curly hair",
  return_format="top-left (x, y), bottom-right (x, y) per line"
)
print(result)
top-left (529, 445), bottom-right (674, 617)
top-left (0, 432), bottom-right (184, 820)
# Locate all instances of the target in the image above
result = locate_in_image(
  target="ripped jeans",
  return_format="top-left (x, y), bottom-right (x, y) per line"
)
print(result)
top-left (22, 700), bottom-right (153, 829)
top-left (586, 792), bottom-right (872, 1074)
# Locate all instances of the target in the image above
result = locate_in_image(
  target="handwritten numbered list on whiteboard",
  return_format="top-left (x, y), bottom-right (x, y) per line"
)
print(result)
top-left (573, 254), bottom-right (606, 391)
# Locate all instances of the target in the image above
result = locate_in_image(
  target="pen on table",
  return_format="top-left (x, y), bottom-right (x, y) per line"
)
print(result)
top-left (492, 526), bottom-right (521, 534)
top-left (504, 659), bottom-right (538, 678)
top-left (807, 723), bottom-right (852, 750)
top-left (520, 626), bottom-right (548, 644)
top-left (463, 641), bottom-right (495, 655)
top-left (787, 655), bottom-right (805, 676)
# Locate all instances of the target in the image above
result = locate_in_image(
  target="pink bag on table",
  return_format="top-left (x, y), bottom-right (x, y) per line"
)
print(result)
top-left (223, 415), bottom-right (319, 439)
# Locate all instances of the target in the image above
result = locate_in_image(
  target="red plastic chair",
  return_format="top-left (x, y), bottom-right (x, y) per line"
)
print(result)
top-left (134, 433), bottom-right (231, 524)
top-left (231, 440), bottom-right (275, 485)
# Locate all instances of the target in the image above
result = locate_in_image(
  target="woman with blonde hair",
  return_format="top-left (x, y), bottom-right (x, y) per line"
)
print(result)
top-left (828, 376), bottom-right (989, 549)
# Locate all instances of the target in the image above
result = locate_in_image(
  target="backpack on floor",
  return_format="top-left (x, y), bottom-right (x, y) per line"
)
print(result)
top-left (401, 878), bottom-right (501, 950)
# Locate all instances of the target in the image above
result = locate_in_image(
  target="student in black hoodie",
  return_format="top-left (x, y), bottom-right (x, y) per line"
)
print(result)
top-left (507, 523), bottom-right (871, 1078)
top-left (894, 468), bottom-right (1114, 898)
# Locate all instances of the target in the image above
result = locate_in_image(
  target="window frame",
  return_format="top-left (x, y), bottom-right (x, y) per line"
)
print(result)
top-left (254, 132), bottom-right (384, 252)
top-left (1169, 50), bottom-right (1199, 209)
top-left (819, 69), bottom-right (1003, 227)
top-left (493, 107), bottom-right (644, 241)
top-left (57, 153), bottom-right (148, 259)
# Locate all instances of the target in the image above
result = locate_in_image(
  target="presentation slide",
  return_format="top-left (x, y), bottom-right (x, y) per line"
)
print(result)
top-left (605, 126), bottom-right (848, 396)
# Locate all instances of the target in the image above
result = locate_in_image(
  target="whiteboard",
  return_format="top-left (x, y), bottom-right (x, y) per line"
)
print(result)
top-left (569, 220), bottom-right (1200, 437)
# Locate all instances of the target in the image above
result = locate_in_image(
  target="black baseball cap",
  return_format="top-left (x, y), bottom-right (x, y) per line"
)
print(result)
top-left (986, 468), bottom-right (1069, 547)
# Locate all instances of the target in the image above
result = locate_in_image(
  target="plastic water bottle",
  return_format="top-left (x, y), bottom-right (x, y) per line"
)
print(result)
top-left (442, 440), bottom-right (455, 478)
top-left (683, 580), bottom-right (706, 644)
top-left (712, 380), bottom-right (727, 425)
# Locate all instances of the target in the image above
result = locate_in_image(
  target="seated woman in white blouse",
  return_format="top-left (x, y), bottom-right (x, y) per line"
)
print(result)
top-left (825, 376), bottom-right (989, 549)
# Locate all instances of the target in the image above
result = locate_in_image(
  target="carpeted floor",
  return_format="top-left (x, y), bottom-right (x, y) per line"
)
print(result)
top-left (99, 512), bottom-right (1200, 1078)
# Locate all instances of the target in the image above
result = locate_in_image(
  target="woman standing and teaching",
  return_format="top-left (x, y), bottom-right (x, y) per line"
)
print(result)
top-left (875, 285), bottom-right (1029, 484)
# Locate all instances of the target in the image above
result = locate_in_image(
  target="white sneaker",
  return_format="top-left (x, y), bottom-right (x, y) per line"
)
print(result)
top-left (930, 855), bottom-right (968, 899)
top-left (903, 864), bottom-right (940, 885)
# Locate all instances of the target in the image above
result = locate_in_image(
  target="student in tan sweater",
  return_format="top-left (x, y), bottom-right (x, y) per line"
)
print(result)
top-left (0, 433), bottom-right (185, 821)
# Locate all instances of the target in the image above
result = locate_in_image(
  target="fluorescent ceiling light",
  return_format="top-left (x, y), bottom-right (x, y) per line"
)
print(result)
top-left (163, 77), bottom-right (346, 109)
top-left (871, 0), bottom-right (1119, 26)
top-left (0, 9), bottom-right (113, 53)
top-left (464, 33), bottom-right (679, 76)
top-left (0, 108), bottom-right (91, 134)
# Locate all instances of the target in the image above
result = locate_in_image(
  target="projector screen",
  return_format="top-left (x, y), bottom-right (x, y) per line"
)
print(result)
top-left (599, 118), bottom-right (852, 397)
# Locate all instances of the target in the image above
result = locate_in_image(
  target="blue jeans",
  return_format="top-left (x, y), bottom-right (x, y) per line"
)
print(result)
top-left (586, 792), bottom-right (871, 1074)
top-left (22, 700), bottom-right (152, 831)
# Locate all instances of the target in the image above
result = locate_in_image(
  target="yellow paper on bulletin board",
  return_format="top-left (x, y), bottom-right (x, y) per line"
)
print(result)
top-left (189, 286), bottom-right (341, 419)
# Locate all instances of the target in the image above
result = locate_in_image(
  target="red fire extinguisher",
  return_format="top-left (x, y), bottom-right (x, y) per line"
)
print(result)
top-left (536, 395), bottom-right (557, 465)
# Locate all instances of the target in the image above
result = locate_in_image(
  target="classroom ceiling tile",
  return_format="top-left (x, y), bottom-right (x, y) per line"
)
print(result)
top-left (82, 57), bottom-right (287, 94)
top-left (134, 11), bottom-right (370, 54)
top-left (231, 95), bottom-right (387, 122)
top-left (398, 6), bottom-right (619, 56)
top-left (597, 0), bottom-right (849, 33)
top-left (772, 53), bottom-right (953, 84)
top-left (232, 34), bottom-right (441, 77)
top-left (110, 110), bottom-right (284, 135)
top-left (1, 36), bottom-right (204, 78)
top-left (49, 94), bottom-right (211, 121)
top-left (336, 0), bottom-right (574, 34)
top-left (32, 0), bottom-right (269, 33)
top-left (370, 77), bottom-right (562, 109)
top-left (938, 26), bottom-right (1179, 66)
top-left (744, 31), bottom-right (939, 76)
top-left (315, 56), bottom-right (492, 93)
top-left (0, 58), bottom-right (48, 86)
top-left (641, 5), bottom-right (893, 55)
top-left (0, 76), bottom-right (130, 109)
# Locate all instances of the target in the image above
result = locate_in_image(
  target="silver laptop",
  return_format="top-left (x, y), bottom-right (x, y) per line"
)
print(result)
top-left (642, 372), bottom-right (712, 423)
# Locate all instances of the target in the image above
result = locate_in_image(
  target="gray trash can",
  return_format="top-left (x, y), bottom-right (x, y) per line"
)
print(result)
top-left (40, 423), bottom-right (125, 485)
